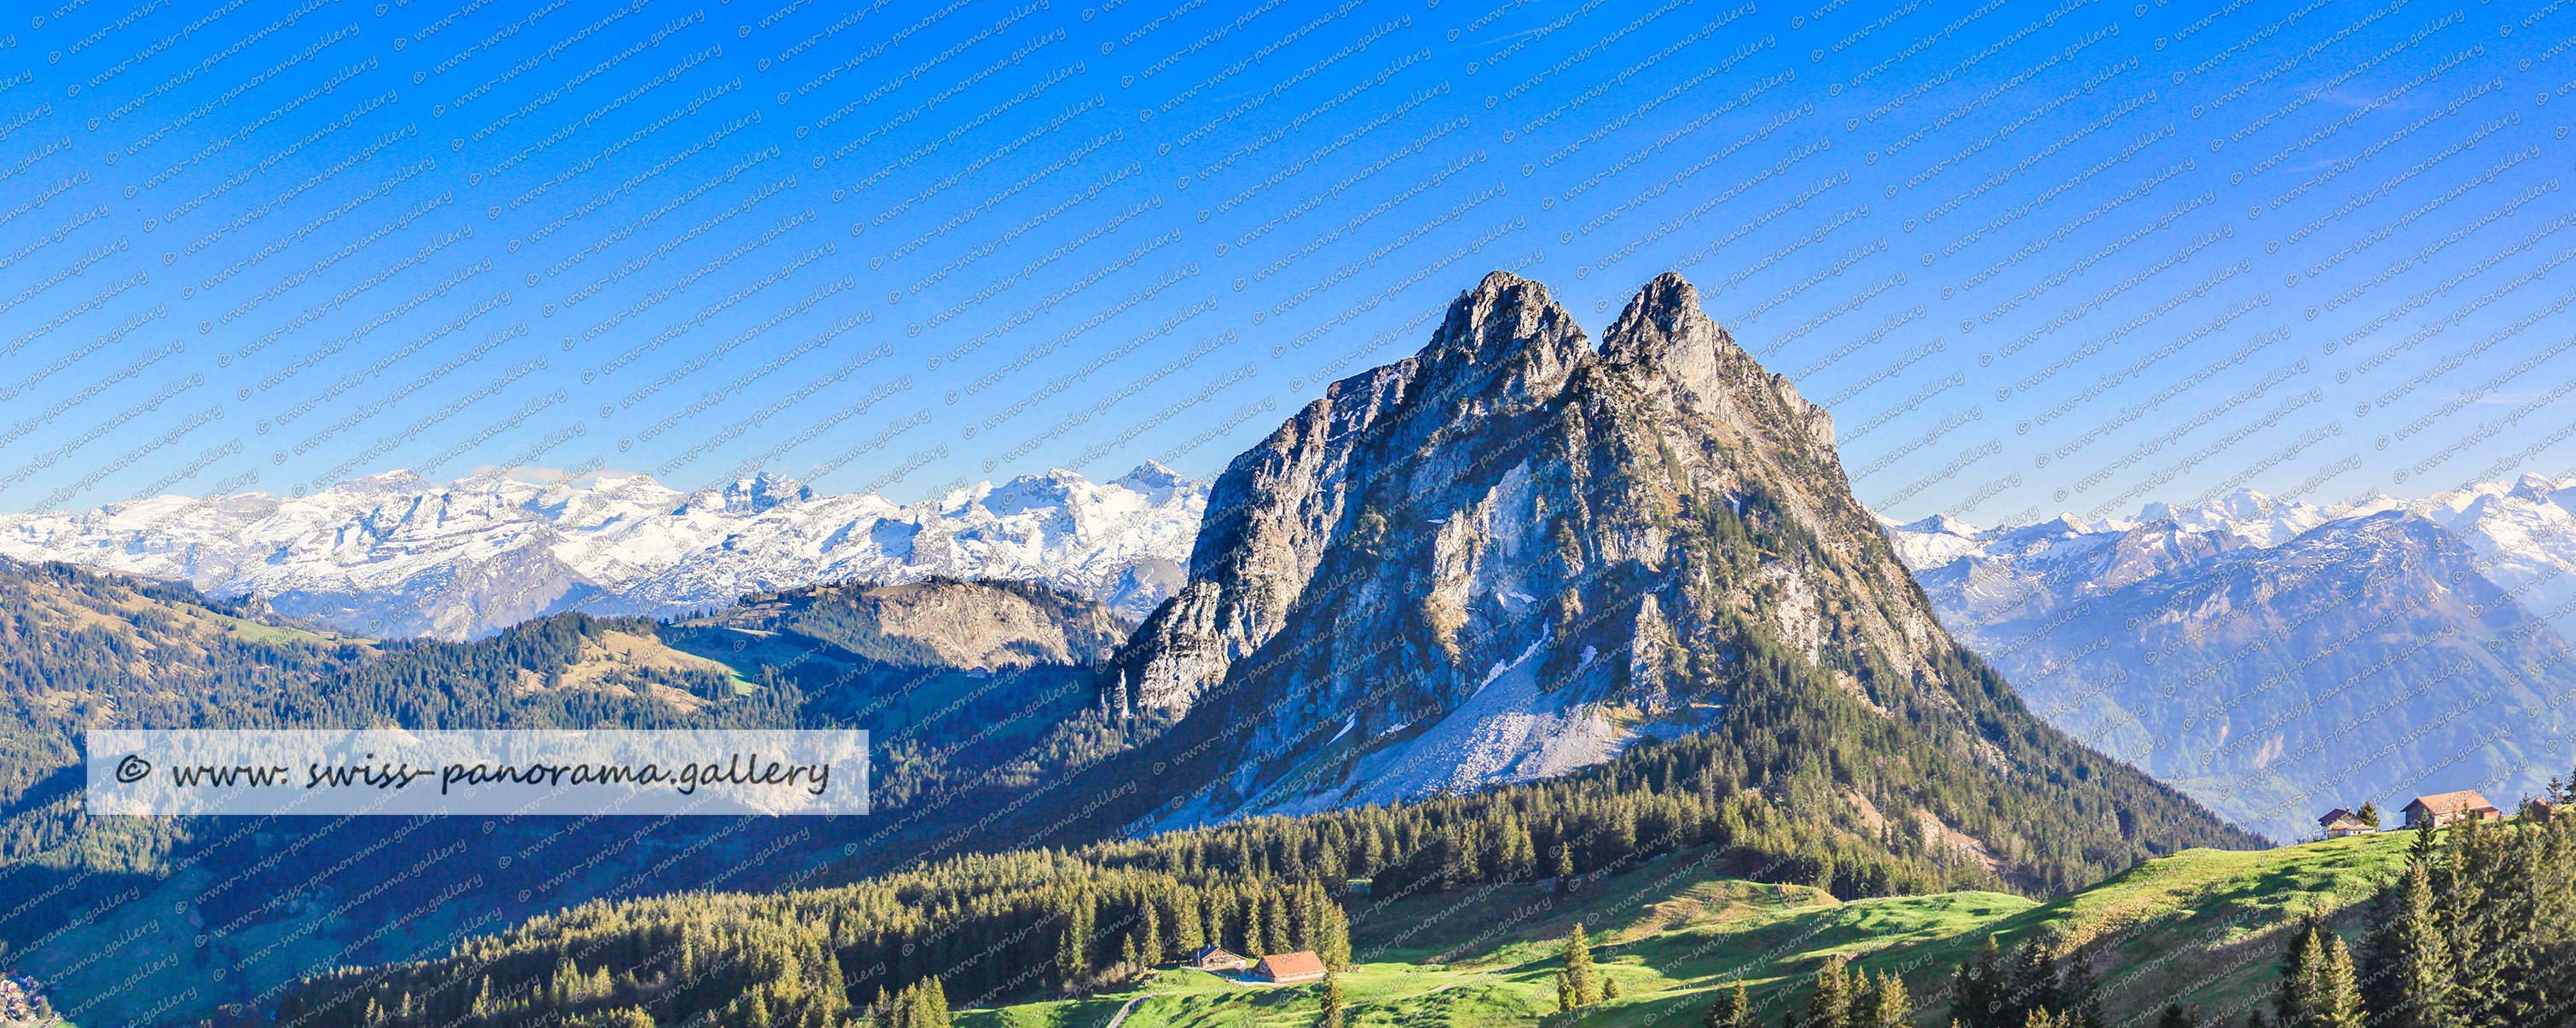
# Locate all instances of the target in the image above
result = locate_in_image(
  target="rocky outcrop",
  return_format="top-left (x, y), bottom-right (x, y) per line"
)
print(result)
top-left (701, 577), bottom-right (1128, 670)
top-left (1117, 273), bottom-right (1936, 721)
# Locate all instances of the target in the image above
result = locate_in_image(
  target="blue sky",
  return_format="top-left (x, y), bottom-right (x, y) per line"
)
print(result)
top-left (0, 0), bottom-right (2569, 523)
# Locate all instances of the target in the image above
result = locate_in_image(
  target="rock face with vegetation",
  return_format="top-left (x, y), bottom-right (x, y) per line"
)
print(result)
top-left (694, 577), bottom-right (1130, 670)
top-left (1100, 270), bottom-right (2254, 892)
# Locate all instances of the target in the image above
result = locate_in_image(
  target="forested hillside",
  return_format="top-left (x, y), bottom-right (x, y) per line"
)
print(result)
top-left (275, 690), bottom-right (2256, 1028)
top-left (273, 775), bottom-right (2571, 1028)
top-left (0, 558), bottom-right (1136, 1025)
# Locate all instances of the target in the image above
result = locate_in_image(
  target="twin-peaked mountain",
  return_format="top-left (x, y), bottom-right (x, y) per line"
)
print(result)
top-left (1089, 270), bottom-right (2253, 890)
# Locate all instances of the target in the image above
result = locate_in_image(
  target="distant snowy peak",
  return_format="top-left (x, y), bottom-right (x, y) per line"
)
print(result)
top-left (1880, 511), bottom-right (1985, 571)
top-left (690, 471), bottom-right (815, 514)
top-left (0, 464), bottom-right (1209, 640)
top-left (1110, 459), bottom-right (1191, 500)
top-left (2132, 492), bottom-right (2336, 547)
top-left (1884, 474), bottom-right (2576, 639)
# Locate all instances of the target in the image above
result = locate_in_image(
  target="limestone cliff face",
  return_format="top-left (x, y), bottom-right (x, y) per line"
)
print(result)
top-left (1108, 270), bottom-right (1981, 818)
top-left (1116, 273), bottom-right (1593, 714)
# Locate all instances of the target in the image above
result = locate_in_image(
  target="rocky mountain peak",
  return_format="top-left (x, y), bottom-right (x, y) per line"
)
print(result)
top-left (1898, 512), bottom-right (1979, 537)
top-left (694, 471), bottom-right (813, 515)
top-left (1131, 269), bottom-right (1890, 722)
top-left (1601, 271), bottom-right (1734, 387)
top-left (2508, 471), bottom-right (2569, 505)
top-left (979, 470), bottom-right (1088, 517)
top-left (1602, 272), bottom-right (1837, 453)
top-left (1090, 269), bottom-right (2243, 875)
top-left (349, 469), bottom-right (432, 490)
top-left (1111, 460), bottom-right (1190, 496)
top-left (1414, 269), bottom-right (1592, 411)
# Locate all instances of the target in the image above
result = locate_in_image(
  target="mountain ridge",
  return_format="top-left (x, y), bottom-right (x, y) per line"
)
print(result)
top-left (0, 461), bottom-right (1207, 640)
top-left (1885, 487), bottom-right (2576, 840)
top-left (1080, 269), bottom-right (2255, 892)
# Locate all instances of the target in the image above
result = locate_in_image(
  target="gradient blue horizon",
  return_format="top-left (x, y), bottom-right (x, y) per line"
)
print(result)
top-left (0, 0), bottom-right (2568, 525)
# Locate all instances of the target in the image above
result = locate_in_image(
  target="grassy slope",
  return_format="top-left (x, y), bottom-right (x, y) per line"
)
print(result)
top-left (958, 831), bottom-right (2426, 1028)
top-left (1988, 831), bottom-right (2417, 1024)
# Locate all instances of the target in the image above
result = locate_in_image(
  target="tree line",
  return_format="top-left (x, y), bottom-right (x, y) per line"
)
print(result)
top-left (2251, 786), bottom-right (2576, 1028)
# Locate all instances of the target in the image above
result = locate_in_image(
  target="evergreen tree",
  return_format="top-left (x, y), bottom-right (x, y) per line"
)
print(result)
top-left (1450, 821), bottom-right (1481, 884)
top-left (1138, 900), bottom-right (1163, 967)
top-left (2365, 862), bottom-right (2461, 1028)
top-left (1265, 889), bottom-right (1295, 956)
top-left (1244, 894), bottom-right (1268, 958)
top-left (2409, 821), bottom-right (2440, 865)
top-left (1803, 956), bottom-right (1853, 1028)
top-left (1502, 816), bottom-right (1537, 880)
top-left (2356, 803), bottom-right (2380, 828)
top-left (2006, 934), bottom-right (2064, 1025)
top-left (1944, 931), bottom-right (2099, 1028)
top-left (1316, 969), bottom-right (1344, 1028)
top-left (2154, 1005), bottom-right (2199, 1028)
top-left (1315, 894), bottom-right (1353, 969)
top-left (1706, 982), bottom-right (1753, 1028)
top-left (922, 977), bottom-right (951, 1028)
top-left (2058, 944), bottom-right (2102, 1028)
top-left (1203, 898), bottom-right (1226, 958)
top-left (1856, 969), bottom-right (1911, 1028)
top-left (1562, 921), bottom-right (1602, 1007)
top-left (2312, 933), bottom-right (2359, 1028)
top-left (1951, 936), bottom-right (2002, 1028)
top-left (2277, 919), bottom-right (2323, 1028)
top-left (1058, 892), bottom-right (1097, 992)
top-left (1170, 892), bottom-right (1201, 956)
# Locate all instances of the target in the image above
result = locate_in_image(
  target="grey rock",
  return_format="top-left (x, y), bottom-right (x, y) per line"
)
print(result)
top-left (1109, 270), bottom-right (2001, 823)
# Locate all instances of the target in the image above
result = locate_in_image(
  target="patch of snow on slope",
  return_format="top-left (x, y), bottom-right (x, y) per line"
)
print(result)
top-left (1326, 632), bottom-right (1636, 806)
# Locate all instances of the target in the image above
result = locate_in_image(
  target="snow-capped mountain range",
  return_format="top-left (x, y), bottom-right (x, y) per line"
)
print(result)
top-left (1881, 473), bottom-right (2576, 841)
top-left (1886, 473), bottom-right (2576, 644)
top-left (0, 463), bottom-right (1207, 640)
top-left (8, 370), bottom-right (2570, 846)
